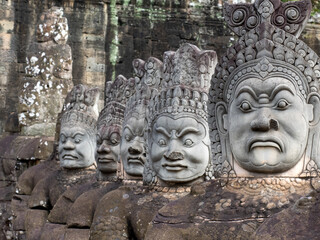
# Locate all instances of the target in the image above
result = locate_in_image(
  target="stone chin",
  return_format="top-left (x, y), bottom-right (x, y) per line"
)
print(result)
top-left (97, 161), bottom-right (117, 173)
top-left (60, 157), bottom-right (94, 169)
top-left (124, 162), bottom-right (145, 176)
top-left (156, 169), bottom-right (206, 183)
top-left (235, 146), bottom-right (304, 174)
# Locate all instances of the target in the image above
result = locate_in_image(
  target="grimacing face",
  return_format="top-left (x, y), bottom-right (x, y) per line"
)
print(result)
top-left (150, 115), bottom-right (210, 182)
top-left (59, 126), bottom-right (96, 169)
top-left (226, 77), bottom-right (313, 173)
top-left (120, 116), bottom-right (146, 176)
top-left (96, 124), bottom-right (121, 173)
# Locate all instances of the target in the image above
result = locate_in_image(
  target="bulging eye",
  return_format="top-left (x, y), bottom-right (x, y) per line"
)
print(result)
top-left (74, 137), bottom-right (82, 144)
top-left (125, 134), bottom-right (131, 141)
top-left (239, 101), bottom-right (252, 112)
top-left (158, 139), bottom-right (166, 147)
top-left (184, 139), bottom-right (194, 147)
top-left (110, 133), bottom-right (120, 145)
top-left (110, 138), bottom-right (119, 145)
top-left (276, 99), bottom-right (289, 110)
top-left (60, 135), bottom-right (66, 143)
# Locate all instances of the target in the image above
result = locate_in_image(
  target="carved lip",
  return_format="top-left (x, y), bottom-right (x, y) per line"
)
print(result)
top-left (248, 137), bottom-right (283, 152)
top-left (128, 157), bottom-right (144, 165)
top-left (162, 163), bottom-right (187, 171)
top-left (62, 154), bottom-right (78, 160)
top-left (98, 157), bottom-right (115, 163)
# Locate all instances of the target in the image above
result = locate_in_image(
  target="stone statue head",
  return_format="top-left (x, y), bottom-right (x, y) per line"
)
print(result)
top-left (209, 0), bottom-right (320, 177)
top-left (96, 75), bottom-right (135, 178)
top-left (59, 84), bottom-right (99, 169)
top-left (144, 43), bottom-right (217, 185)
top-left (120, 59), bottom-right (158, 179)
top-left (36, 7), bottom-right (69, 44)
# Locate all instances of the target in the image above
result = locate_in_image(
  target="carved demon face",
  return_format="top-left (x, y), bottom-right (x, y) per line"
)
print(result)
top-left (150, 115), bottom-right (210, 183)
top-left (96, 124), bottom-right (121, 174)
top-left (120, 116), bottom-right (146, 177)
top-left (225, 77), bottom-right (313, 173)
top-left (59, 126), bottom-right (96, 169)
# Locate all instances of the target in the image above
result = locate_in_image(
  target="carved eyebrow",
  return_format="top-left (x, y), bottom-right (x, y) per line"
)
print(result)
top-left (176, 127), bottom-right (199, 138)
top-left (269, 84), bottom-right (295, 99)
top-left (123, 125), bottom-right (134, 135)
top-left (155, 127), bottom-right (171, 138)
top-left (72, 132), bottom-right (85, 138)
top-left (235, 86), bottom-right (258, 100)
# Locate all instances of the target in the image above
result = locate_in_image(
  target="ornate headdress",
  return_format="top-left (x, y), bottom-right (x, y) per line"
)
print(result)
top-left (98, 75), bottom-right (135, 130)
top-left (144, 43), bottom-right (217, 185)
top-left (61, 84), bottom-right (99, 137)
top-left (209, 0), bottom-right (320, 177)
top-left (124, 57), bottom-right (163, 124)
top-left (147, 43), bottom-right (217, 125)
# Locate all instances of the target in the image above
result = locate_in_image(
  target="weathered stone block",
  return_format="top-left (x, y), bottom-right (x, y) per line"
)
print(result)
top-left (86, 57), bottom-right (105, 73)
top-left (39, 223), bottom-right (66, 240)
top-left (5, 112), bottom-right (20, 133)
top-left (11, 196), bottom-right (29, 231)
top-left (24, 209), bottom-right (48, 232)
top-left (65, 228), bottom-right (90, 240)
top-left (0, 182), bottom-right (14, 201)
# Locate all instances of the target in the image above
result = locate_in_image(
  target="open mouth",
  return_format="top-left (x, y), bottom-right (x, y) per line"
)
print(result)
top-left (162, 163), bottom-right (187, 171)
top-left (128, 157), bottom-right (144, 166)
top-left (62, 154), bottom-right (78, 160)
top-left (248, 137), bottom-right (283, 152)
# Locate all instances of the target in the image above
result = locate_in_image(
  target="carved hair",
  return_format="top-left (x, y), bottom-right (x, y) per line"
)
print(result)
top-left (98, 75), bottom-right (135, 130)
top-left (61, 84), bottom-right (99, 138)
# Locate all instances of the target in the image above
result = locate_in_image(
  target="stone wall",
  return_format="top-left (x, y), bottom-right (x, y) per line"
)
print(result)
top-left (0, 0), bottom-right (234, 136)
top-left (1, 0), bottom-right (320, 138)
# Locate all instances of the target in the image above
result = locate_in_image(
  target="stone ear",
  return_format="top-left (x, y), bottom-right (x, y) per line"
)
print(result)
top-left (307, 93), bottom-right (320, 126)
top-left (215, 102), bottom-right (228, 134)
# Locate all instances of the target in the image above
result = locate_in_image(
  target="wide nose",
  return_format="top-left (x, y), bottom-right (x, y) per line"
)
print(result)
top-left (128, 138), bottom-right (143, 155)
top-left (97, 141), bottom-right (111, 154)
top-left (63, 139), bottom-right (75, 150)
top-left (250, 109), bottom-right (279, 131)
top-left (164, 140), bottom-right (184, 160)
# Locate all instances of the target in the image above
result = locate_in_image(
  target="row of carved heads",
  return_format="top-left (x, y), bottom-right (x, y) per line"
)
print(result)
top-left (58, 0), bottom-right (320, 183)
top-left (58, 43), bottom-right (217, 186)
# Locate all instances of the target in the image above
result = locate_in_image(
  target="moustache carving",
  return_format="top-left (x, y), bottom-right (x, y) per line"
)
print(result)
top-left (164, 151), bottom-right (184, 160)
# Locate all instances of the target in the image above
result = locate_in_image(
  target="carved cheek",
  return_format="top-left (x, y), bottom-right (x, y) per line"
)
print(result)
top-left (120, 141), bottom-right (129, 160)
top-left (110, 145), bottom-right (120, 159)
top-left (190, 142), bottom-right (209, 164)
top-left (150, 142), bottom-right (165, 162)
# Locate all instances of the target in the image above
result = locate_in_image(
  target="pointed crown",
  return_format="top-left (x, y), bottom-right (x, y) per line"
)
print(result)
top-left (61, 84), bottom-right (99, 135)
top-left (224, 0), bottom-right (312, 37)
top-left (211, 0), bottom-right (319, 105)
top-left (99, 75), bottom-right (135, 129)
top-left (148, 43), bottom-right (217, 124)
top-left (123, 57), bottom-right (163, 123)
